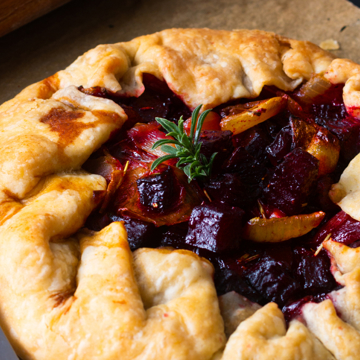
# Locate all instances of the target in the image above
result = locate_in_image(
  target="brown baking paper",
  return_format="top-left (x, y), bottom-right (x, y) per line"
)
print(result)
top-left (0, 0), bottom-right (359, 103)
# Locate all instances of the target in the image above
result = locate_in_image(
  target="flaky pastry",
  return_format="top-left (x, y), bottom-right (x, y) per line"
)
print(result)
top-left (1, 28), bottom-right (360, 360)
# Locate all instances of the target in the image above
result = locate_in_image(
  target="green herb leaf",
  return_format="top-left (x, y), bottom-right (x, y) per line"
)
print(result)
top-left (150, 155), bottom-right (177, 171)
top-left (155, 117), bottom-right (181, 135)
top-left (152, 138), bottom-right (180, 150)
top-left (161, 145), bottom-right (178, 155)
top-left (194, 109), bottom-right (212, 144)
top-left (152, 104), bottom-right (217, 182)
top-left (190, 104), bottom-right (202, 140)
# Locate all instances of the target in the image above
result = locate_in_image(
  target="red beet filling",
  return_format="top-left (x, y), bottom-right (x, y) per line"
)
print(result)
top-left (81, 74), bottom-right (360, 322)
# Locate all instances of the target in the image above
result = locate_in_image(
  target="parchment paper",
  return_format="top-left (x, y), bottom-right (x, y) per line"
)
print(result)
top-left (0, 0), bottom-right (359, 103)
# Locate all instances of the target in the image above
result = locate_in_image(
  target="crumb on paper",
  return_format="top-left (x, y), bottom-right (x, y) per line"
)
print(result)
top-left (320, 39), bottom-right (340, 50)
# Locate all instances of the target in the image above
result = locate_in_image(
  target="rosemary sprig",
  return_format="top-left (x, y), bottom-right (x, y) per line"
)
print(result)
top-left (150, 104), bottom-right (217, 182)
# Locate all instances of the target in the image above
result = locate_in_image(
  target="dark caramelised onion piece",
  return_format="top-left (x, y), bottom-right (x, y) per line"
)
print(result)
top-left (220, 100), bottom-right (264, 117)
top-left (290, 117), bottom-right (317, 148)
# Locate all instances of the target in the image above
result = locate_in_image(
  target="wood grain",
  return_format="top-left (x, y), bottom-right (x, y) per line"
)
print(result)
top-left (0, 0), bottom-right (71, 37)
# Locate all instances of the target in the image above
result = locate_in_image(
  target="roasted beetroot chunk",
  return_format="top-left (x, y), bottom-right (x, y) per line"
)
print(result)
top-left (109, 215), bottom-right (159, 251)
top-left (159, 222), bottom-right (189, 248)
top-left (262, 148), bottom-right (319, 215)
top-left (85, 212), bottom-right (112, 231)
top-left (282, 294), bottom-right (328, 323)
top-left (198, 130), bottom-right (233, 173)
top-left (293, 247), bottom-right (336, 294)
top-left (232, 125), bottom-right (272, 160)
top-left (266, 125), bottom-right (293, 165)
top-left (204, 173), bottom-right (259, 209)
top-left (213, 256), bottom-right (265, 304)
top-left (185, 203), bottom-right (244, 253)
top-left (199, 130), bottom-right (233, 158)
top-left (313, 210), bottom-right (360, 247)
top-left (121, 73), bottom-right (191, 124)
top-left (224, 147), bottom-right (266, 184)
top-left (311, 175), bottom-right (341, 214)
top-left (85, 212), bottom-right (159, 251)
top-left (246, 255), bottom-right (299, 306)
top-left (137, 166), bottom-right (178, 212)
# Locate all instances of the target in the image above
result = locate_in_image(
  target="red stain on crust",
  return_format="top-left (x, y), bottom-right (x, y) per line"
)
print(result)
top-left (346, 105), bottom-right (360, 119)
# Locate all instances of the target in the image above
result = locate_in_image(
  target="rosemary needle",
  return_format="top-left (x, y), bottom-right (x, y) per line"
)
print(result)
top-left (151, 104), bottom-right (217, 182)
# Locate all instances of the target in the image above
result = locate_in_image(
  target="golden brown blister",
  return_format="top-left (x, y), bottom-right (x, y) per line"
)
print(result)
top-left (0, 85), bottom-right (126, 203)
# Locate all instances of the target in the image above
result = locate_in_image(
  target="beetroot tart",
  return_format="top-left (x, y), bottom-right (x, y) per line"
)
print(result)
top-left (1, 28), bottom-right (360, 360)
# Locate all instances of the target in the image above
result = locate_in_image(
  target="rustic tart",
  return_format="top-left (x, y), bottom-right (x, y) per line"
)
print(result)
top-left (1, 28), bottom-right (360, 360)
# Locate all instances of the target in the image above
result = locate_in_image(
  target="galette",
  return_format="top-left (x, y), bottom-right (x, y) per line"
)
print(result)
top-left (1, 28), bottom-right (360, 360)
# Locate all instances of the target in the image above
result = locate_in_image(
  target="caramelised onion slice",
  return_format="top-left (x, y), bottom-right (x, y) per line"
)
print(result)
top-left (127, 122), bottom-right (175, 157)
top-left (243, 211), bottom-right (325, 242)
top-left (305, 127), bottom-right (340, 176)
top-left (183, 111), bottom-right (221, 135)
top-left (83, 153), bottom-right (127, 212)
top-left (290, 118), bottom-right (340, 176)
top-left (295, 75), bottom-right (332, 104)
top-left (220, 97), bottom-right (286, 135)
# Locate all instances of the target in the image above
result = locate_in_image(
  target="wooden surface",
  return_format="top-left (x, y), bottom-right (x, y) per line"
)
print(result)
top-left (0, 0), bottom-right (71, 37)
top-left (0, 0), bottom-right (360, 104)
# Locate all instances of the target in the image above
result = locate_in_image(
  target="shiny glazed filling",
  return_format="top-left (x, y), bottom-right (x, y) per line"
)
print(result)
top-left (80, 74), bottom-right (360, 321)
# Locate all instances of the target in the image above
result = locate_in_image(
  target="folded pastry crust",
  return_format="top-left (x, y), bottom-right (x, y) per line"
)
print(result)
top-left (0, 28), bottom-right (360, 360)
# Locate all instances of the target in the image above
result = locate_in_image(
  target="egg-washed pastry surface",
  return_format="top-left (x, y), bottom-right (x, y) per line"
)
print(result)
top-left (1, 28), bottom-right (360, 360)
